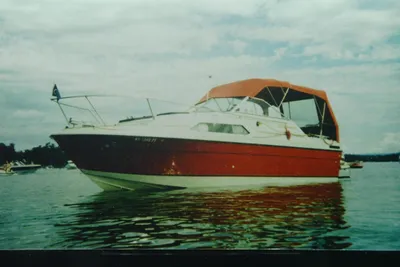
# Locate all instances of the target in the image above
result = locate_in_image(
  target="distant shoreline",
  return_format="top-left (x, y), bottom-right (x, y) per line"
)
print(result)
top-left (344, 153), bottom-right (399, 162)
top-left (0, 142), bottom-right (67, 168)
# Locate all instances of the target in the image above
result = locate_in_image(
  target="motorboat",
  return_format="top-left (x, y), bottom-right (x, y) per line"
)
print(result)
top-left (49, 79), bottom-right (343, 191)
top-left (349, 161), bottom-right (364, 169)
top-left (65, 160), bottom-right (77, 170)
top-left (7, 161), bottom-right (41, 174)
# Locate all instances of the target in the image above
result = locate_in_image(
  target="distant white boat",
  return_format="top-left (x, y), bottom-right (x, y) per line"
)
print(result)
top-left (7, 161), bottom-right (41, 174)
top-left (338, 159), bottom-right (351, 179)
top-left (65, 160), bottom-right (77, 170)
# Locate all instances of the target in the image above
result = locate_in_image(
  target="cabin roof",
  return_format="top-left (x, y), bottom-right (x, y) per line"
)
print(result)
top-left (197, 78), bottom-right (340, 142)
top-left (198, 78), bottom-right (328, 103)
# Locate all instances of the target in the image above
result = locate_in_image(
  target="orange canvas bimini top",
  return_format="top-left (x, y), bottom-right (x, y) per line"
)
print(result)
top-left (198, 78), bottom-right (328, 102)
top-left (197, 78), bottom-right (340, 142)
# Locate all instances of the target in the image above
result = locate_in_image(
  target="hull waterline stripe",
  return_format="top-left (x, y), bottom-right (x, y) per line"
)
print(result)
top-left (51, 134), bottom-right (342, 153)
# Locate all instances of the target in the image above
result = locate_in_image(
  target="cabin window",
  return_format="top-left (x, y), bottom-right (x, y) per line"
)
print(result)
top-left (287, 98), bottom-right (319, 128)
top-left (281, 102), bottom-right (291, 119)
top-left (192, 123), bottom-right (249, 135)
top-left (267, 105), bottom-right (282, 118)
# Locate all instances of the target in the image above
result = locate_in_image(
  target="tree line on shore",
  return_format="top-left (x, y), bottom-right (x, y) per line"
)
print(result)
top-left (0, 142), bottom-right (68, 168)
top-left (344, 153), bottom-right (400, 162)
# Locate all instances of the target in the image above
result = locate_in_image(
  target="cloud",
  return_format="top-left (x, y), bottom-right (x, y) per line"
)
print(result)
top-left (274, 47), bottom-right (286, 60)
top-left (12, 109), bottom-right (44, 119)
top-left (0, 0), bottom-right (399, 153)
top-left (232, 0), bottom-right (400, 60)
top-left (229, 40), bottom-right (248, 53)
top-left (374, 132), bottom-right (400, 153)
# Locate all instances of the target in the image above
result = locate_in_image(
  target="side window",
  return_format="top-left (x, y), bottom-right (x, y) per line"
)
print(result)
top-left (281, 102), bottom-right (290, 119)
top-left (287, 99), bottom-right (319, 127)
top-left (232, 125), bottom-right (249, 134)
top-left (267, 105), bottom-right (282, 118)
top-left (192, 123), bottom-right (249, 135)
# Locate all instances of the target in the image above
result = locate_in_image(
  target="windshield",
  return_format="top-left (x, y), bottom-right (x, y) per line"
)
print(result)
top-left (190, 97), bottom-right (280, 117)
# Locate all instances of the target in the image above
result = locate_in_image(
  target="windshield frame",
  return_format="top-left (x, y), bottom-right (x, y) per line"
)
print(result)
top-left (189, 96), bottom-right (289, 119)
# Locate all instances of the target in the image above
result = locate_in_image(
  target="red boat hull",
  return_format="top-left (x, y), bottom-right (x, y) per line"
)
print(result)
top-left (51, 134), bottom-right (341, 178)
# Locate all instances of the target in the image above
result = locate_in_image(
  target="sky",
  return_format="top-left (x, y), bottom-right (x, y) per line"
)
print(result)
top-left (0, 0), bottom-right (399, 153)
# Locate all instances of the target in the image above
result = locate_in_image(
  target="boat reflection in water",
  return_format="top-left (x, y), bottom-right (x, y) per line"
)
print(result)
top-left (54, 182), bottom-right (351, 249)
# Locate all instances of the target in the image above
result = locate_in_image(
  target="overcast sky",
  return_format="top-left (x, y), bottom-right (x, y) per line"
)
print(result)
top-left (1, 0), bottom-right (399, 153)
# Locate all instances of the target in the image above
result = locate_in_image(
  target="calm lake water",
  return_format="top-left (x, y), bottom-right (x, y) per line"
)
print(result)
top-left (1, 162), bottom-right (399, 250)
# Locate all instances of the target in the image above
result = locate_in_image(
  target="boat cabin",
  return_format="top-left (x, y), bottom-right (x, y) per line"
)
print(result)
top-left (196, 79), bottom-right (340, 142)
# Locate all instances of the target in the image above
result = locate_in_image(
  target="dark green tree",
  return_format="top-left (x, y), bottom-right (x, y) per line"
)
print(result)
top-left (0, 142), bottom-right (68, 168)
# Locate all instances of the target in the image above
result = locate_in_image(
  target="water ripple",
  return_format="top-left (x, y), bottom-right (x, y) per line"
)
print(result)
top-left (43, 182), bottom-right (352, 249)
top-left (2, 164), bottom-right (400, 249)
